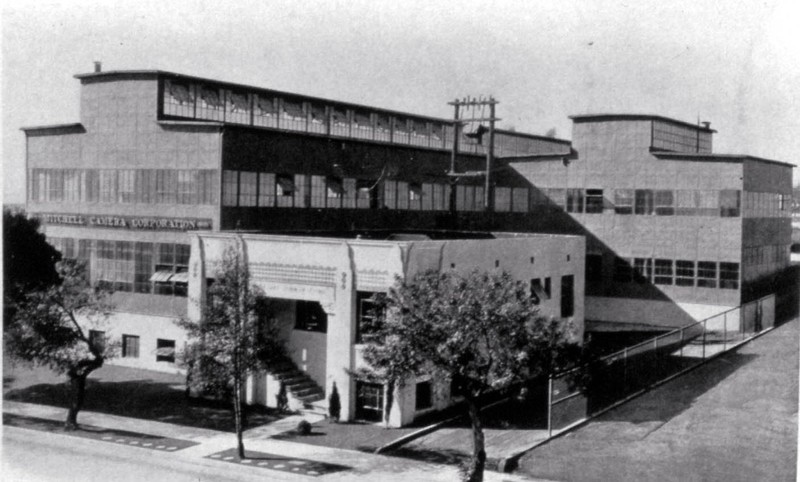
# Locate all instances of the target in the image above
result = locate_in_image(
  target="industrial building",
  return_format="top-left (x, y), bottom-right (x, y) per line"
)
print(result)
top-left (22, 67), bottom-right (793, 424)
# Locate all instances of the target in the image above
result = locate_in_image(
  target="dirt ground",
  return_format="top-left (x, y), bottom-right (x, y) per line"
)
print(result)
top-left (517, 319), bottom-right (799, 482)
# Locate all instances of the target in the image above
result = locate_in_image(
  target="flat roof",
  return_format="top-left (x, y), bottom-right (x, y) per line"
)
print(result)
top-left (73, 69), bottom-right (571, 144)
top-left (20, 123), bottom-right (85, 134)
top-left (652, 151), bottom-right (795, 168)
top-left (200, 229), bottom-right (578, 242)
top-left (570, 114), bottom-right (717, 133)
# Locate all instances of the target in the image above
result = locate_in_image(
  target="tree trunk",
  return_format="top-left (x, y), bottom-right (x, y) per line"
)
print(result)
top-left (233, 373), bottom-right (245, 459)
top-left (65, 374), bottom-right (88, 430)
top-left (464, 396), bottom-right (486, 482)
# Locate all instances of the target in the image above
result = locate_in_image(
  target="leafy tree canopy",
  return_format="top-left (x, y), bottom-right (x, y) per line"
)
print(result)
top-left (3, 209), bottom-right (62, 308)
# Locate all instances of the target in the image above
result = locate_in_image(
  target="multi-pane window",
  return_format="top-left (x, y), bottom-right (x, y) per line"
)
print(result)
top-left (155, 170), bottom-right (177, 204)
top-left (719, 190), bottom-right (741, 217)
top-left (276, 174), bottom-right (295, 207)
top-left (89, 330), bottom-right (105, 353)
top-left (512, 187), bottom-right (529, 213)
top-left (163, 80), bottom-right (195, 117)
top-left (99, 170), bottom-right (117, 203)
top-left (585, 189), bottom-right (604, 213)
top-left (530, 278), bottom-right (551, 304)
top-left (177, 170), bottom-right (198, 205)
top-left (695, 190), bottom-right (718, 216)
top-left (64, 170), bottom-right (82, 202)
top-left (633, 258), bottom-right (652, 283)
top-left (566, 188), bottom-right (584, 213)
top-left (197, 86), bottom-right (224, 121)
top-left (546, 188), bottom-right (566, 210)
top-left (356, 291), bottom-right (382, 343)
top-left (226, 90), bottom-right (251, 125)
top-left (222, 170), bottom-right (238, 206)
top-left (614, 189), bottom-right (634, 214)
top-left (675, 190), bottom-right (696, 216)
top-left (153, 243), bottom-right (189, 296)
top-left (95, 240), bottom-right (134, 292)
top-left (494, 187), bottom-right (511, 212)
top-left (134, 242), bottom-right (153, 294)
top-left (294, 174), bottom-right (309, 208)
top-left (238, 171), bottom-right (257, 207)
top-left (258, 173), bottom-right (276, 207)
top-left (719, 262), bottom-right (739, 289)
top-left (654, 259), bottom-right (674, 285)
top-left (326, 177), bottom-right (343, 208)
top-left (654, 190), bottom-right (674, 215)
top-left (118, 170), bottom-right (136, 203)
top-left (408, 183), bottom-right (422, 211)
top-left (634, 189), bottom-right (654, 215)
top-left (254, 95), bottom-right (279, 128)
top-left (696, 262), bottom-right (717, 288)
top-left (356, 180), bottom-right (374, 209)
top-left (122, 334), bottom-right (140, 358)
top-left (675, 260), bottom-right (695, 286)
top-left (310, 175), bottom-right (326, 208)
top-left (421, 183), bottom-right (434, 211)
top-left (396, 181), bottom-right (409, 210)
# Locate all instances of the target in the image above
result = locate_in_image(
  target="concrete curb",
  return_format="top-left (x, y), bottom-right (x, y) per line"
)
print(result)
top-left (374, 397), bottom-right (508, 454)
top-left (497, 325), bottom-right (778, 473)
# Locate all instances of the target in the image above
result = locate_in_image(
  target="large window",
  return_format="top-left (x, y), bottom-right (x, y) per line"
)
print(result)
top-left (356, 292), bottom-right (382, 343)
top-left (530, 278), bottom-right (551, 304)
top-left (586, 254), bottom-right (603, 284)
top-left (238, 171), bottom-right (258, 207)
top-left (276, 174), bottom-right (295, 207)
top-left (122, 334), bottom-right (140, 358)
top-left (89, 330), bottom-right (105, 353)
top-left (177, 170), bottom-right (198, 205)
top-left (155, 170), bottom-right (177, 204)
top-left (222, 170), bottom-right (238, 206)
top-left (566, 189), bottom-right (584, 213)
top-left (654, 190), bottom-right (674, 216)
top-left (614, 189), bottom-right (634, 214)
top-left (675, 260), bottom-right (695, 286)
top-left (719, 262), bottom-right (739, 289)
top-left (494, 187), bottom-right (512, 212)
top-left (697, 262), bottom-right (717, 288)
top-left (585, 189), bottom-right (604, 213)
top-left (327, 177), bottom-right (344, 208)
top-left (153, 243), bottom-right (189, 296)
top-left (633, 258), bottom-right (652, 283)
top-left (654, 259), bottom-right (674, 285)
top-left (719, 190), bottom-right (741, 217)
top-left (613, 257), bottom-right (633, 283)
top-left (258, 173), bottom-right (276, 207)
top-left (634, 189), bottom-right (654, 215)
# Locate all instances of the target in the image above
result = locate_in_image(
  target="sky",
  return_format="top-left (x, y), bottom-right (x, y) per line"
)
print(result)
top-left (3, 0), bottom-right (800, 204)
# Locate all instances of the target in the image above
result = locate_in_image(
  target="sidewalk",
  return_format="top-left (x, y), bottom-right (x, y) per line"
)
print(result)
top-left (3, 400), bottom-right (543, 481)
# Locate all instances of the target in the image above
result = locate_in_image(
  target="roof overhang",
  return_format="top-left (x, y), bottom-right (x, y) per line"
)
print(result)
top-left (20, 123), bottom-right (85, 136)
top-left (651, 150), bottom-right (795, 168)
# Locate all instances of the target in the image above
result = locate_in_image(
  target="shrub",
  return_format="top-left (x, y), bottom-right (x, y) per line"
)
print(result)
top-left (328, 382), bottom-right (341, 422)
top-left (276, 382), bottom-right (288, 412)
top-left (296, 419), bottom-right (312, 435)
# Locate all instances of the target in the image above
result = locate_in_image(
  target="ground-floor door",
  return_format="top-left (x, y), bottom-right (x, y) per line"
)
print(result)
top-left (355, 381), bottom-right (384, 422)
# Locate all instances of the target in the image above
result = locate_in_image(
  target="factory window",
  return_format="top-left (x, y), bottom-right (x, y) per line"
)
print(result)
top-left (163, 80), bottom-right (194, 117)
top-left (586, 254), bottom-right (603, 284)
top-left (310, 175), bottom-right (326, 208)
top-left (695, 190), bottom-right (718, 216)
top-left (327, 177), bottom-right (344, 208)
top-left (614, 189), bottom-right (634, 214)
top-left (356, 180), bottom-right (375, 209)
top-left (675, 190), bottom-right (696, 216)
top-left (197, 86), bottom-right (224, 121)
top-left (512, 187), bottom-right (529, 212)
top-left (696, 262), bottom-right (717, 288)
top-left (294, 174), bottom-right (309, 208)
top-left (64, 170), bottom-right (82, 202)
top-left (295, 300), bottom-right (327, 333)
top-left (177, 170), bottom-right (198, 205)
top-left (719, 262), bottom-right (739, 289)
top-left (254, 95), bottom-right (279, 127)
top-left (634, 189), bottom-right (655, 215)
top-left (408, 183), bottom-right (423, 210)
top-left (222, 170), bottom-right (239, 206)
top-left (356, 292), bottom-right (383, 343)
top-left (585, 189), bottom-right (604, 213)
top-left (495, 187), bottom-right (512, 212)
top-left (421, 183), bottom-right (434, 211)
top-left (416, 381), bottom-right (433, 411)
top-left (226, 90), bottom-right (251, 125)
top-left (258, 173), bottom-right (276, 207)
top-left (396, 181), bottom-right (409, 210)
top-left (280, 99), bottom-right (306, 131)
top-left (95, 240), bottom-right (134, 292)
top-left (633, 258), bottom-right (652, 283)
top-left (153, 243), bottom-right (189, 297)
top-left (156, 339), bottom-right (176, 363)
top-left (134, 242), bottom-right (153, 294)
top-left (613, 257), bottom-right (633, 283)
top-left (383, 180), bottom-right (397, 209)
top-left (99, 170), bottom-right (117, 203)
top-left (547, 188), bottom-right (566, 210)
top-left (560, 275), bottom-right (574, 318)
top-left (675, 260), bottom-right (695, 286)
top-left (276, 174), bottom-right (295, 207)
top-left (566, 188), bottom-right (584, 213)
top-left (238, 171), bottom-right (257, 207)
top-left (433, 183), bottom-right (449, 211)
top-left (116, 170), bottom-right (135, 203)
top-left (719, 190), bottom-right (741, 217)
top-left (122, 335), bottom-right (140, 358)
top-left (654, 259), bottom-right (674, 285)
top-left (155, 170), bottom-right (177, 204)
top-left (654, 190), bottom-right (674, 216)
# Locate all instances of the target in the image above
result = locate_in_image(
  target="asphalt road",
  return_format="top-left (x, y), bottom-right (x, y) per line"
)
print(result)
top-left (517, 319), bottom-right (799, 482)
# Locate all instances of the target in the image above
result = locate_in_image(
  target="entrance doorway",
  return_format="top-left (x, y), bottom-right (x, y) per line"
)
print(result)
top-left (355, 381), bottom-right (384, 422)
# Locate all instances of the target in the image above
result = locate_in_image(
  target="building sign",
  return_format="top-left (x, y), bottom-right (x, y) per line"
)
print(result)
top-left (39, 213), bottom-right (212, 231)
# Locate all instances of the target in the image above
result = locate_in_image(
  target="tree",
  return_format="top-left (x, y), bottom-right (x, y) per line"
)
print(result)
top-left (3, 209), bottom-right (62, 314)
top-left (328, 382), bottom-right (341, 422)
top-left (5, 258), bottom-right (114, 430)
top-left (361, 270), bottom-right (579, 482)
top-left (178, 245), bottom-right (283, 459)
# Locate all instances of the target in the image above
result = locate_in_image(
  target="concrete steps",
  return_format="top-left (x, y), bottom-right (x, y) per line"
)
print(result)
top-left (270, 359), bottom-right (325, 406)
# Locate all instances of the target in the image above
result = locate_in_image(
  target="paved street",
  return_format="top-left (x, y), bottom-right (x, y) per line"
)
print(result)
top-left (517, 319), bottom-right (799, 482)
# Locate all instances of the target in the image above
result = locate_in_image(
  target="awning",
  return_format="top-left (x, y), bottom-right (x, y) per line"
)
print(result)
top-left (150, 270), bottom-right (173, 283)
top-left (170, 271), bottom-right (189, 283)
top-left (277, 176), bottom-right (295, 193)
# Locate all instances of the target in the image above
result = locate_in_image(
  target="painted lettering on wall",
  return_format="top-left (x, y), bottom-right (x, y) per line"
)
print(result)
top-left (38, 213), bottom-right (212, 231)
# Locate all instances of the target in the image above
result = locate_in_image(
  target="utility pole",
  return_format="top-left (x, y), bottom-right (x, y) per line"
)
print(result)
top-left (447, 96), bottom-right (500, 211)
